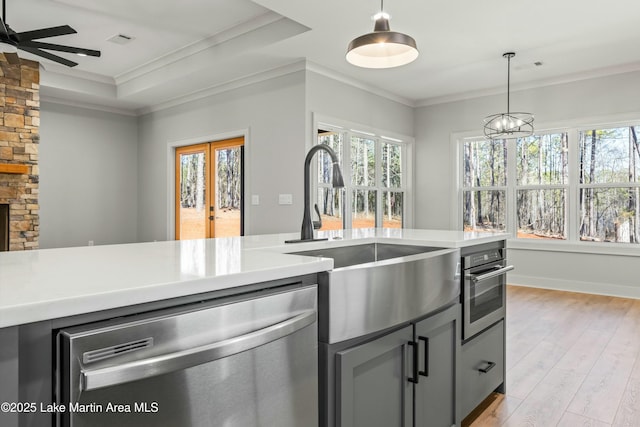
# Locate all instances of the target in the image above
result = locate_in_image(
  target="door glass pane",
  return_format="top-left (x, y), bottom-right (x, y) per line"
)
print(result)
top-left (318, 187), bottom-right (343, 230)
top-left (382, 191), bottom-right (402, 228)
top-left (214, 146), bottom-right (242, 237)
top-left (352, 189), bottom-right (376, 229)
top-left (178, 151), bottom-right (207, 240)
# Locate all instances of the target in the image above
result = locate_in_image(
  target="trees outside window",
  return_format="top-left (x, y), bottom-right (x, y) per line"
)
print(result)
top-left (462, 139), bottom-right (507, 232)
top-left (317, 126), bottom-right (408, 230)
top-left (578, 127), bottom-right (640, 243)
top-left (460, 123), bottom-right (640, 245)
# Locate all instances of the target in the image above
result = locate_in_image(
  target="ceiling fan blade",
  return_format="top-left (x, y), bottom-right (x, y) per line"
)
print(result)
top-left (21, 40), bottom-right (100, 57)
top-left (16, 25), bottom-right (76, 41)
top-left (3, 51), bottom-right (19, 64)
top-left (18, 46), bottom-right (77, 67)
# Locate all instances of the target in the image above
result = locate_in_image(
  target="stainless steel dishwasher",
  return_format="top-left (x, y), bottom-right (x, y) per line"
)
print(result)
top-left (56, 285), bottom-right (318, 427)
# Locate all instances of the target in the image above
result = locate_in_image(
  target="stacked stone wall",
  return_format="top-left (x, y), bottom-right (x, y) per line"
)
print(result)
top-left (0, 54), bottom-right (40, 250)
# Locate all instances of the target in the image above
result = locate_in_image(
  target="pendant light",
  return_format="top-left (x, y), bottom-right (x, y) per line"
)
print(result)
top-left (483, 52), bottom-right (534, 140)
top-left (346, 0), bottom-right (418, 69)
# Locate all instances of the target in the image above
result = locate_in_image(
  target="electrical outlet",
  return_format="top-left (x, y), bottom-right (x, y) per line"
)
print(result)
top-left (88, 240), bottom-right (94, 246)
top-left (278, 194), bottom-right (293, 205)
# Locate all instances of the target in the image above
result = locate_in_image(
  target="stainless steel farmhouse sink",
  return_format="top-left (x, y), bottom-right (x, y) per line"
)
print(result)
top-left (290, 243), bottom-right (461, 343)
top-left (290, 243), bottom-right (441, 269)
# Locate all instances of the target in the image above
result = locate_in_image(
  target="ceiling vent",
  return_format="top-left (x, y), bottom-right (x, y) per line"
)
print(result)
top-left (107, 34), bottom-right (135, 45)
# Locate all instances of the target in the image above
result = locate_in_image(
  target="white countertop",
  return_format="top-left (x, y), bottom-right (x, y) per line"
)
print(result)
top-left (0, 228), bottom-right (508, 328)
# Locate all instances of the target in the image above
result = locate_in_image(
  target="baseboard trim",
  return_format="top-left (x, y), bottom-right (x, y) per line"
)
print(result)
top-left (508, 274), bottom-right (640, 299)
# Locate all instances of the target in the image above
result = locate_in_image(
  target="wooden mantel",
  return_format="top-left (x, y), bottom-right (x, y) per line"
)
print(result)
top-left (0, 163), bottom-right (29, 174)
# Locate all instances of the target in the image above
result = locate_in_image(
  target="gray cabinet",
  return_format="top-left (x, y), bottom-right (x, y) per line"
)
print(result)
top-left (336, 325), bottom-right (413, 427)
top-left (0, 326), bottom-right (18, 427)
top-left (459, 320), bottom-right (505, 419)
top-left (415, 305), bottom-right (458, 427)
top-left (333, 304), bottom-right (460, 427)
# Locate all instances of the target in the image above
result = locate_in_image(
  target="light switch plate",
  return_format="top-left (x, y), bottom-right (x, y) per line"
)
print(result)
top-left (278, 194), bottom-right (293, 205)
top-left (251, 195), bottom-right (260, 205)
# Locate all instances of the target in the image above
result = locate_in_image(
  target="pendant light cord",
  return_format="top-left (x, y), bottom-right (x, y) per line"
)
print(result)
top-left (506, 54), bottom-right (511, 116)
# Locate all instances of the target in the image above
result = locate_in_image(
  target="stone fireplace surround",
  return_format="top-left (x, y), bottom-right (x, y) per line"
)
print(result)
top-left (0, 53), bottom-right (40, 251)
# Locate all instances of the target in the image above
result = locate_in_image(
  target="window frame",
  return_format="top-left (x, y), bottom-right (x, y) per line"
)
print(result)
top-left (452, 115), bottom-right (640, 256)
top-left (313, 114), bottom-right (414, 230)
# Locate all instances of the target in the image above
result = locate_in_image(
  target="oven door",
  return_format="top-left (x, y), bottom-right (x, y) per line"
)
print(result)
top-left (463, 261), bottom-right (513, 340)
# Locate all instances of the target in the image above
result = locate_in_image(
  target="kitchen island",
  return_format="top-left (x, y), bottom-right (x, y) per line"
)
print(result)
top-left (0, 228), bottom-right (508, 427)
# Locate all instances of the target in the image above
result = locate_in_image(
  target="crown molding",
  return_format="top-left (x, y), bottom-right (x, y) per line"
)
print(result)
top-left (40, 94), bottom-right (138, 117)
top-left (416, 61), bottom-right (640, 108)
top-left (137, 60), bottom-right (307, 115)
top-left (114, 11), bottom-right (286, 86)
top-left (305, 61), bottom-right (416, 108)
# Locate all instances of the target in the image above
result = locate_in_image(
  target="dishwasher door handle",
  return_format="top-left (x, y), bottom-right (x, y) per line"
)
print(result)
top-left (80, 309), bottom-right (316, 392)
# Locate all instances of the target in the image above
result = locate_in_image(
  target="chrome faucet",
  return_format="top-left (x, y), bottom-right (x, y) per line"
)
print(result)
top-left (286, 144), bottom-right (344, 243)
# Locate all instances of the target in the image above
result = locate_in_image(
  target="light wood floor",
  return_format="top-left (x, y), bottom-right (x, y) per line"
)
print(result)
top-left (463, 285), bottom-right (640, 427)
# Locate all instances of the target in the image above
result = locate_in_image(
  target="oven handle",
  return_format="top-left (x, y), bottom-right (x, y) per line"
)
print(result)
top-left (467, 265), bottom-right (514, 283)
top-left (79, 309), bottom-right (316, 393)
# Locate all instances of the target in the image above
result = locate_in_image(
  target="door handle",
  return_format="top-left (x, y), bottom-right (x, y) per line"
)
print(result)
top-left (407, 341), bottom-right (419, 384)
top-left (418, 336), bottom-right (429, 377)
top-left (80, 310), bottom-right (316, 392)
top-left (467, 265), bottom-right (514, 283)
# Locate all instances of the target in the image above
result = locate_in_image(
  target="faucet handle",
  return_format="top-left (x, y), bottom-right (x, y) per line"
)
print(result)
top-left (313, 204), bottom-right (322, 230)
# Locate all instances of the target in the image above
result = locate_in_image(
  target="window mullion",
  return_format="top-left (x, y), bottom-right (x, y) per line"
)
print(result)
top-left (506, 138), bottom-right (518, 237)
top-left (567, 128), bottom-right (579, 242)
top-left (375, 138), bottom-right (382, 228)
top-left (344, 131), bottom-right (353, 230)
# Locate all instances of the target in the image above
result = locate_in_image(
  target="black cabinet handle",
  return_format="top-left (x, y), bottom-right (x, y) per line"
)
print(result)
top-left (418, 336), bottom-right (429, 377)
top-left (408, 341), bottom-right (419, 384)
top-left (478, 361), bottom-right (496, 374)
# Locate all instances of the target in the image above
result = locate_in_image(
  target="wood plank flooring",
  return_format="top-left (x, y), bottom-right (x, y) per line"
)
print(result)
top-left (463, 285), bottom-right (640, 427)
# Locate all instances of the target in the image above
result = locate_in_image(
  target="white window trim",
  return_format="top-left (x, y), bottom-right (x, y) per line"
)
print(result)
top-left (312, 113), bottom-right (414, 229)
top-left (451, 112), bottom-right (640, 257)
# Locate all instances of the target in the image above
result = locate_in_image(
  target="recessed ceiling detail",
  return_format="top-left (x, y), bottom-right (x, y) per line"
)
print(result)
top-left (19, 0), bottom-right (640, 113)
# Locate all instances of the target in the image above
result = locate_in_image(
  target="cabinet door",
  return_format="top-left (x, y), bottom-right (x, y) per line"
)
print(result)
top-left (336, 325), bottom-right (413, 427)
top-left (414, 304), bottom-right (459, 427)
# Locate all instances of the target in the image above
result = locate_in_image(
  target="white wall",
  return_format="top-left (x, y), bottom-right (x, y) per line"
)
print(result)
top-left (39, 102), bottom-right (138, 248)
top-left (415, 69), bottom-right (640, 297)
top-left (136, 71), bottom-right (307, 241)
top-left (306, 71), bottom-right (414, 137)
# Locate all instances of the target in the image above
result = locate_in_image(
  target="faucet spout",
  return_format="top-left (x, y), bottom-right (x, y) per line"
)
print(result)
top-left (286, 144), bottom-right (344, 243)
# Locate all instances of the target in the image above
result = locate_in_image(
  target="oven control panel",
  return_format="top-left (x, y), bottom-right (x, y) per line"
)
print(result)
top-left (464, 249), bottom-right (504, 269)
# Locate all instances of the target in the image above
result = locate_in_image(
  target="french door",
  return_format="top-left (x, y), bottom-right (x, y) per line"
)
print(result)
top-left (175, 137), bottom-right (244, 240)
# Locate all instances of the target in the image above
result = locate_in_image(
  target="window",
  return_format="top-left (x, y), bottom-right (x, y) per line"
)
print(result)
top-left (516, 132), bottom-right (568, 240)
top-left (459, 122), bottom-right (640, 245)
top-left (316, 122), bottom-right (410, 230)
top-left (462, 139), bottom-right (506, 232)
top-left (578, 127), bottom-right (640, 243)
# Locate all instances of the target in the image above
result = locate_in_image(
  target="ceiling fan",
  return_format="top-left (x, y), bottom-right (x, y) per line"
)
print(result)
top-left (0, 0), bottom-right (100, 67)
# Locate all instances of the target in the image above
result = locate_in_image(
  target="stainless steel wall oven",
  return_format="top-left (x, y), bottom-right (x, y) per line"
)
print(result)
top-left (461, 247), bottom-right (513, 340)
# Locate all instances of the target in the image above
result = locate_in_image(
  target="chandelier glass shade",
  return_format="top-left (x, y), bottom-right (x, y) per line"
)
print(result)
top-left (483, 52), bottom-right (534, 140)
top-left (346, 1), bottom-right (418, 69)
